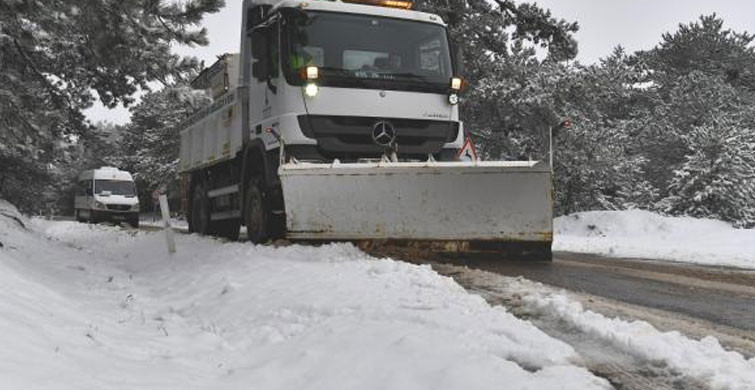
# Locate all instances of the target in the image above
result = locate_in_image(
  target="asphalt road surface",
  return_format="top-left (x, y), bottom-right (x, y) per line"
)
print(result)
top-left (428, 252), bottom-right (755, 332)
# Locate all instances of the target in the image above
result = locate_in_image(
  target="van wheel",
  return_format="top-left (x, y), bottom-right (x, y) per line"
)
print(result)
top-left (244, 178), bottom-right (269, 244)
top-left (192, 183), bottom-right (212, 235)
top-left (128, 215), bottom-right (140, 229)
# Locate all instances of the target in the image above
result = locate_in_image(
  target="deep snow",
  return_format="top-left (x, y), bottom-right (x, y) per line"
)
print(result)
top-left (0, 200), bottom-right (608, 390)
top-left (554, 209), bottom-right (755, 269)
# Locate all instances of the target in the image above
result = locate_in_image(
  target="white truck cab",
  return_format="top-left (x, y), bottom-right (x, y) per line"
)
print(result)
top-left (74, 167), bottom-right (140, 227)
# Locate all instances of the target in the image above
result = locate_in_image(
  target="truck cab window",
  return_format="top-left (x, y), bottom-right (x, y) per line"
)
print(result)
top-left (283, 11), bottom-right (453, 93)
top-left (419, 38), bottom-right (444, 75)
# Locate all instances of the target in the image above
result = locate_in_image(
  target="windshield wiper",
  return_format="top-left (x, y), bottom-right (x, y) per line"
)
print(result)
top-left (316, 67), bottom-right (371, 87)
top-left (386, 73), bottom-right (430, 82)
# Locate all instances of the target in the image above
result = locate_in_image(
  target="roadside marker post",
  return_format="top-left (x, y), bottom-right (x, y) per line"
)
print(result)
top-left (158, 195), bottom-right (176, 254)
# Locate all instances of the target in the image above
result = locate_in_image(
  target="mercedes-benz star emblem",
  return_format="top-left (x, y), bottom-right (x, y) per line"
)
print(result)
top-left (372, 121), bottom-right (396, 147)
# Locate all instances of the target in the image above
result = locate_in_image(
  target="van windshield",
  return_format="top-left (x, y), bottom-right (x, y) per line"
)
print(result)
top-left (284, 10), bottom-right (453, 93)
top-left (95, 180), bottom-right (136, 196)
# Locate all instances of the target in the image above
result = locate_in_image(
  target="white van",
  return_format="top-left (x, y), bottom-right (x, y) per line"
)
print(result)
top-left (74, 167), bottom-right (140, 227)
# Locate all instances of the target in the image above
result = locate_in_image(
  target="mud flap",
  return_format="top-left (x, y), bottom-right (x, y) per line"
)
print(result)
top-left (279, 160), bottom-right (553, 258)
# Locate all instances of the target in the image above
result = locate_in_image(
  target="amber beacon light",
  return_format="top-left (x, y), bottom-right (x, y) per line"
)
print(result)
top-left (342, 0), bottom-right (413, 9)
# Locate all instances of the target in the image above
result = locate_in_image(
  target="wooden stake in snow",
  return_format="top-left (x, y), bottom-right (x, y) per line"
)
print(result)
top-left (159, 195), bottom-right (176, 254)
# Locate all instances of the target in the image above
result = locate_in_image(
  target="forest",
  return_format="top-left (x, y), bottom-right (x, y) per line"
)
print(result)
top-left (1, 0), bottom-right (754, 227)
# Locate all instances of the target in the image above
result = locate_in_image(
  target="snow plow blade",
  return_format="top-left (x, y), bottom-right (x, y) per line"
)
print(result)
top-left (279, 160), bottom-right (553, 260)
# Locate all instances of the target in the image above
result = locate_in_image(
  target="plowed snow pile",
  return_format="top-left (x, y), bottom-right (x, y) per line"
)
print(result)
top-left (554, 210), bottom-right (755, 268)
top-left (0, 201), bottom-right (608, 390)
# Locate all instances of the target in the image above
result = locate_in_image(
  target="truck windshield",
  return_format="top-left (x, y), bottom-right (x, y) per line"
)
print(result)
top-left (284, 11), bottom-right (454, 93)
top-left (95, 180), bottom-right (136, 196)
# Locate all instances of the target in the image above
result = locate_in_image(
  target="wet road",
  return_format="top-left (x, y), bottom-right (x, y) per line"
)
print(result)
top-left (423, 252), bottom-right (755, 332)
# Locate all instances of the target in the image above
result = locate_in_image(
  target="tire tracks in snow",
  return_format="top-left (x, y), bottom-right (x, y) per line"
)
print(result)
top-left (421, 263), bottom-right (745, 390)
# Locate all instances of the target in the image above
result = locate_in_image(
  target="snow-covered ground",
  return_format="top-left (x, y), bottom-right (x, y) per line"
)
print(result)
top-left (141, 216), bottom-right (189, 230)
top-left (0, 200), bottom-right (609, 390)
top-left (554, 210), bottom-right (755, 269)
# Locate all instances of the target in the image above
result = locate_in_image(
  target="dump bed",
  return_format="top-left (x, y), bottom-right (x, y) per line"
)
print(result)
top-left (179, 54), bottom-right (244, 173)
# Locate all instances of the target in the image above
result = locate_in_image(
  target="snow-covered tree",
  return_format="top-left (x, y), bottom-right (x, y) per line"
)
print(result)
top-left (641, 14), bottom-right (755, 92)
top-left (113, 87), bottom-right (210, 203)
top-left (662, 117), bottom-right (755, 226)
top-left (413, 0), bottom-right (579, 155)
top-left (0, 0), bottom-right (222, 211)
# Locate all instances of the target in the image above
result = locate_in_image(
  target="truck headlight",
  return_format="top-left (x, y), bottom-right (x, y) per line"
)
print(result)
top-left (305, 83), bottom-right (319, 97)
top-left (132, 203), bottom-right (140, 211)
top-left (448, 93), bottom-right (459, 105)
top-left (94, 201), bottom-right (106, 209)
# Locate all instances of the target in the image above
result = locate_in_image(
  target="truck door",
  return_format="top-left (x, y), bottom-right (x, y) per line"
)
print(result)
top-left (250, 17), bottom-right (282, 149)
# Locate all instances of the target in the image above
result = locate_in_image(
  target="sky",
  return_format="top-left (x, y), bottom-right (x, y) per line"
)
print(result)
top-left (84, 0), bottom-right (755, 125)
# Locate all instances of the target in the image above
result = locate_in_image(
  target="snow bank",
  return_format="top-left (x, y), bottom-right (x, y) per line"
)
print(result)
top-left (0, 213), bottom-right (609, 389)
top-left (554, 210), bottom-right (755, 269)
top-left (0, 198), bottom-right (25, 228)
top-left (505, 277), bottom-right (755, 390)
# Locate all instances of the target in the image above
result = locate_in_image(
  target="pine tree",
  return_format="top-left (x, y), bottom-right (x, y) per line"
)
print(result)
top-left (113, 87), bottom-right (211, 202)
top-left (662, 117), bottom-right (755, 226)
top-left (0, 0), bottom-right (223, 211)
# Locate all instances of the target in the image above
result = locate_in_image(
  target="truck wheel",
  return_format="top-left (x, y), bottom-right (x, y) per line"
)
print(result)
top-left (192, 183), bottom-right (212, 235)
top-left (75, 210), bottom-right (83, 223)
top-left (244, 178), bottom-right (269, 244)
top-left (218, 220), bottom-right (241, 241)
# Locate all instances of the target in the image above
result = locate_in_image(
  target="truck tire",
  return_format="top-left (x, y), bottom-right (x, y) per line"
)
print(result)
top-left (191, 182), bottom-right (213, 235)
top-left (244, 178), bottom-right (269, 244)
top-left (75, 210), bottom-right (83, 223)
top-left (217, 220), bottom-right (241, 241)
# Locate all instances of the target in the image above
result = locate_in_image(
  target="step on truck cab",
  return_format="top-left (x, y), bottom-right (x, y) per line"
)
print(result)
top-left (75, 167), bottom-right (140, 227)
top-left (179, 0), bottom-right (553, 260)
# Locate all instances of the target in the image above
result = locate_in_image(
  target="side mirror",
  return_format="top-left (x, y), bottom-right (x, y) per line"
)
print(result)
top-left (86, 188), bottom-right (93, 196)
top-left (250, 27), bottom-right (270, 81)
top-left (252, 61), bottom-right (269, 81)
top-left (251, 28), bottom-right (268, 60)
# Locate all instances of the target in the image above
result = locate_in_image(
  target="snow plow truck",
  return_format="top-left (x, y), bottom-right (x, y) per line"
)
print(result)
top-left (179, 0), bottom-right (554, 260)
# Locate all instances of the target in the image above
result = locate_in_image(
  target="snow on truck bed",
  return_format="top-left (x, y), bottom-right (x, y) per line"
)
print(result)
top-left (0, 204), bottom-right (609, 389)
top-left (554, 209), bottom-right (755, 269)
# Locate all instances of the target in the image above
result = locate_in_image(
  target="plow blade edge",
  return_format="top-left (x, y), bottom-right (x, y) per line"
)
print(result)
top-left (279, 160), bottom-right (553, 258)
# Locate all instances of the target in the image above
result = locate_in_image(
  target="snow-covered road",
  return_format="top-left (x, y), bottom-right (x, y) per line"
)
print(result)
top-left (2, 200), bottom-right (753, 390)
top-left (0, 202), bottom-right (608, 390)
top-left (429, 263), bottom-right (755, 390)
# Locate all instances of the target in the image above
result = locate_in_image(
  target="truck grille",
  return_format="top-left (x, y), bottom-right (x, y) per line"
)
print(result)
top-left (106, 204), bottom-right (131, 211)
top-left (297, 115), bottom-right (459, 158)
